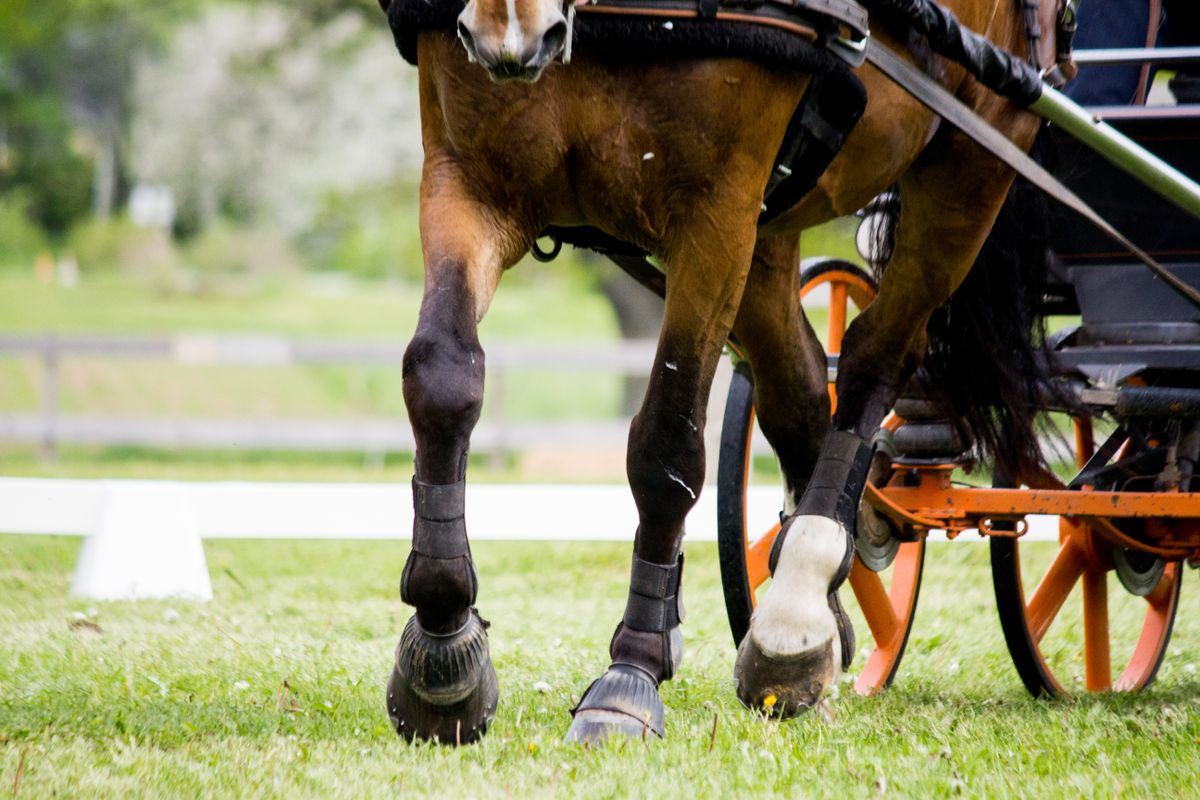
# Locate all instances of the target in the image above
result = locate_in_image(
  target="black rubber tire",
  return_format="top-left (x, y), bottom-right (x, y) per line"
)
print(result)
top-left (717, 360), bottom-right (758, 647)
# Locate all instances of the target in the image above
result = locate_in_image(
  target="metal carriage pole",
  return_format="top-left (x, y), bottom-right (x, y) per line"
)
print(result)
top-left (1029, 84), bottom-right (1200, 222)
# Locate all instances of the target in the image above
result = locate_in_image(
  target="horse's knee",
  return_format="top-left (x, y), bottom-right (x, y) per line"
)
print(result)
top-left (402, 324), bottom-right (485, 468)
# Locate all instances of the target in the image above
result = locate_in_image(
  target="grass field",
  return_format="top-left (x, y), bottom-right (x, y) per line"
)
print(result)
top-left (3, 534), bottom-right (1199, 798)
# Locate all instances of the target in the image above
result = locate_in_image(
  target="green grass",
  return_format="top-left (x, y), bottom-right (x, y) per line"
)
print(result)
top-left (2, 535), bottom-right (1199, 798)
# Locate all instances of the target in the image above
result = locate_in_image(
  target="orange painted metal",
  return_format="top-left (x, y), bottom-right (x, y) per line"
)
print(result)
top-left (1115, 563), bottom-right (1180, 690)
top-left (827, 283), bottom-right (848, 355)
top-left (864, 462), bottom-right (1200, 557)
top-left (876, 484), bottom-right (1200, 523)
top-left (850, 541), bottom-right (924, 696)
top-left (740, 405), bottom-right (775, 603)
top-left (848, 558), bottom-right (900, 648)
top-left (1081, 568), bottom-right (1112, 691)
top-left (1025, 536), bottom-right (1087, 644)
top-left (798, 268), bottom-right (876, 413)
top-left (745, 523), bottom-right (780, 593)
top-left (1074, 416), bottom-right (1095, 466)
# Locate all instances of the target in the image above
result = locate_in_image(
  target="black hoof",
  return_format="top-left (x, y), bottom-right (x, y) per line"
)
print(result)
top-left (386, 610), bottom-right (498, 745)
top-left (734, 633), bottom-right (835, 719)
top-left (565, 665), bottom-right (664, 746)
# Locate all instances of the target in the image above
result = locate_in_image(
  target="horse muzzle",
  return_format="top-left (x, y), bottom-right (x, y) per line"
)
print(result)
top-left (456, 10), bottom-right (568, 83)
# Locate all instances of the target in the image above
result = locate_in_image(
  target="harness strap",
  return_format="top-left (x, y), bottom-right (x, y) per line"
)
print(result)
top-left (864, 0), bottom-right (1044, 105)
top-left (576, 0), bottom-right (871, 64)
top-left (622, 553), bottom-right (685, 633)
top-left (761, 67), bottom-right (866, 222)
top-left (1019, 0), bottom-right (1042, 67)
top-left (1042, 0), bottom-right (1079, 87)
top-left (1135, 0), bottom-right (1164, 105)
top-left (412, 478), bottom-right (466, 521)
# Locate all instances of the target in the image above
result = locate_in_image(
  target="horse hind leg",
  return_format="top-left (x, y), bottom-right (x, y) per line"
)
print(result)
top-left (387, 160), bottom-right (528, 745)
top-left (736, 121), bottom-right (1033, 716)
top-left (565, 199), bottom-right (763, 746)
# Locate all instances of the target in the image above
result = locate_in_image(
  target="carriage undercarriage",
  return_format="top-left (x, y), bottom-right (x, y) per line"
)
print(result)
top-left (717, 69), bottom-right (1200, 698)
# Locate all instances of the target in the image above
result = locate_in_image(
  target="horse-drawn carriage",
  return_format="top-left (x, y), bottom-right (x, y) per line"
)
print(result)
top-left (382, 0), bottom-right (1200, 744)
top-left (718, 44), bottom-right (1200, 699)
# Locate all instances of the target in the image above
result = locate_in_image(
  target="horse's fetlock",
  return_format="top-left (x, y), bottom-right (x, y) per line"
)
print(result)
top-left (401, 551), bottom-right (476, 634)
top-left (609, 624), bottom-right (681, 683)
top-left (402, 333), bottom-right (485, 423)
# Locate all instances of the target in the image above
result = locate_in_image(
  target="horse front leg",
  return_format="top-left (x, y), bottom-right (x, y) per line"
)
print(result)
top-left (387, 157), bottom-right (527, 745)
top-left (565, 207), bottom-right (759, 746)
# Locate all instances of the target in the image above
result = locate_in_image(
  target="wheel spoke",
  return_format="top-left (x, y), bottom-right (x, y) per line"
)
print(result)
top-left (1074, 417), bottom-right (1095, 469)
top-left (745, 523), bottom-right (781, 591)
top-left (848, 559), bottom-right (900, 647)
top-left (1116, 563), bottom-right (1179, 690)
top-left (828, 283), bottom-right (848, 354)
top-left (1081, 569), bottom-right (1112, 691)
top-left (1026, 537), bottom-right (1087, 644)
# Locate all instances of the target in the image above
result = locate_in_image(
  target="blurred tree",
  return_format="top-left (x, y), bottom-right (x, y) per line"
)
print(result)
top-left (131, 4), bottom-right (423, 246)
top-left (0, 0), bottom-right (193, 235)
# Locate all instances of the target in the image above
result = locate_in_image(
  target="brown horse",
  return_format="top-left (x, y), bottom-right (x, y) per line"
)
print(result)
top-left (382, 0), bottom-right (1058, 745)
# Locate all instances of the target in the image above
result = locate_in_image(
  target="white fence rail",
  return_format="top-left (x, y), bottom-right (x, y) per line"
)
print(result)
top-left (0, 333), bottom-right (659, 458)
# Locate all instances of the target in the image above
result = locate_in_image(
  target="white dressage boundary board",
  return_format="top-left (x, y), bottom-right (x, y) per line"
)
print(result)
top-left (0, 477), bottom-right (1057, 542)
top-left (0, 477), bottom-right (1057, 601)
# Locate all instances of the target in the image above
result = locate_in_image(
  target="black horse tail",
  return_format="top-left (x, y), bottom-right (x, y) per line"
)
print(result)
top-left (918, 126), bottom-right (1070, 483)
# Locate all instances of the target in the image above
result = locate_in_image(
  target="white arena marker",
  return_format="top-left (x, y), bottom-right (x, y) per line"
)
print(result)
top-left (71, 481), bottom-right (212, 601)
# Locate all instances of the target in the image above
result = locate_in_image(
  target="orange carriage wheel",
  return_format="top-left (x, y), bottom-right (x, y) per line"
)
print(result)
top-left (990, 418), bottom-right (1184, 697)
top-left (717, 259), bottom-right (926, 695)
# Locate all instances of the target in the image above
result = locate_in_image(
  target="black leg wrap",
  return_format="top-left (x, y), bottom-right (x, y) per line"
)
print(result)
top-left (565, 553), bottom-right (683, 745)
top-left (769, 431), bottom-right (873, 578)
top-left (387, 610), bottom-right (498, 745)
top-left (794, 430), bottom-right (874, 535)
top-left (400, 478), bottom-right (477, 605)
top-left (613, 553), bottom-right (685, 681)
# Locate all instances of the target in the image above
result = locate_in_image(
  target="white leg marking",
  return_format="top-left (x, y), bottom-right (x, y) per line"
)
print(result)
top-left (782, 479), bottom-right (799, 517)
top-left (749, 515), bottom-right (845, 663)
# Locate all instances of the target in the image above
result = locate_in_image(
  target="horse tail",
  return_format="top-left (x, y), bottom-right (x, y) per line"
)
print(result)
top-left (917, 126), bottom-right (1069, 483)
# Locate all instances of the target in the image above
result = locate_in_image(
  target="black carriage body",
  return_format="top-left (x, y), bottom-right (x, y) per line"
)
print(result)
top-left (1048, 104), bottom-right (1200, 384)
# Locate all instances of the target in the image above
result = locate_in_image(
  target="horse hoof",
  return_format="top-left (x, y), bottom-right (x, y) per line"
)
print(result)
top-left (564, 665), bottom-right (664, 746)
top-left (734, 632), bottom-right (835, 719)
top-left (386, 610), bottom-right (498, 745)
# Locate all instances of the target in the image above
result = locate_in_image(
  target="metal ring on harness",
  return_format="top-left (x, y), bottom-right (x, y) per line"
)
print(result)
top-left (531, 234), bottom-right (563, 262)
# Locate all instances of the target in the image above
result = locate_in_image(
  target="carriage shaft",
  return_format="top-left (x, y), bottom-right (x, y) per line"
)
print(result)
top-left (1031, 85), bottom-right (1200, 221)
